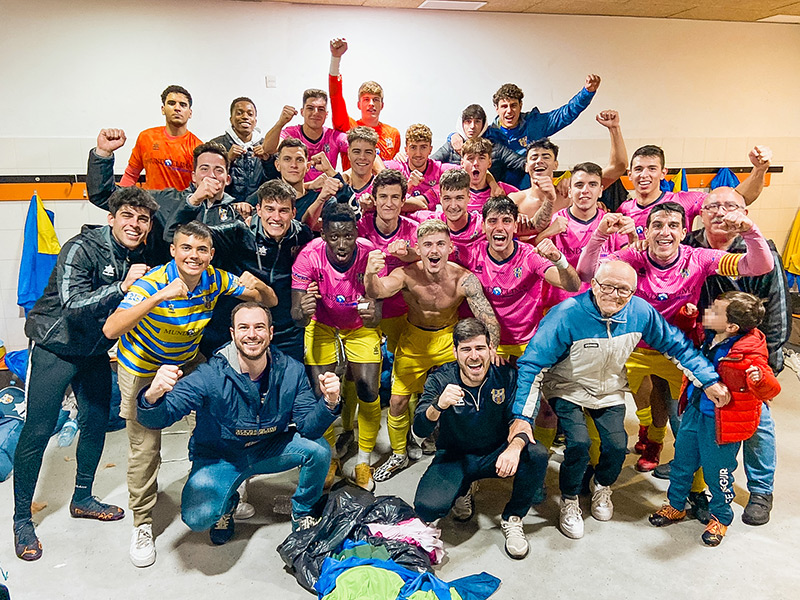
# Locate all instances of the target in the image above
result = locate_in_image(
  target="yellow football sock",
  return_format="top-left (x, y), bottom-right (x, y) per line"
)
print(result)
top-left (357, 399), bottom-right (382, 454)
top-left (647, 425), bottom-right (667, 444)
top-left (407, 393), bottom-right (418, 420)
top-left (341, 379), bottom-right (358, 431)
top-left (533, 426), bottom-right (556, 450)
top-left (635, 406), bottom-right (653, 428)
top-left (691, 468), bottom-right (706, 493)
top-left (387, 411), bottom-right (409, 454)
top-left (586, 415), bottom-right (601, 467)
top-left (323, 424), bottom-right (336, 448)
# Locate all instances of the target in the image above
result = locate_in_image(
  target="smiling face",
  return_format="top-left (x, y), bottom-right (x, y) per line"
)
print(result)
top-left (496, 98), bottom-right (521, 129)
top-left (701, 188), bottom-right (747, 239)
top-left (569, 170), bottom-right (603, 213)
top-left (645, 209), bottom-right (686, 263)
top-left (322, 220), bottom-right (358, 266)
top-left (348, 139), bottom-right (376, 178)
top-left (232, 306), bottom-right (273, 361)
top-left (461, 152), bottom-right (491, 187)
top-left (230, 100), bottom-right (256, 140)
top-left (590, 261), bottom-right (637, 318)
top-left (257, 197), bottom-right (296, 240)
top-left (526, 147), bottom-right (558, 178)
top-left (301, 96), bottom-right (328, 130)
top-left (440, 187), bottom-right (470, 225)
top-left (629, 155), bottom-right (667, 198)
top-left (275, 146), bottom-right (308, 185)
top-left (416, 231), bottom-right (453, 275)
top-left (108, 204), bottom-right (153, 250)
top-left (170, 232), bottom-right (214, 280)
top-left (454, 334), bottom-right (492, 386)
top-left (191, 152), bottom-right (231, 201)
top-left (406, 140), bottom-right (431, 171)
top-left (374, 183), bottom-right (404, 223)
top-left (162, 92), bottom-right (192, 128)
top-left (483, 210), bottom-right (516, 256)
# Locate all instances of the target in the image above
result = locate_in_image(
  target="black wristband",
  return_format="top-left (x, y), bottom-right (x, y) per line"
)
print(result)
top-left (429, 402), bottom-right (444, 413)
top-left (512, 432), bottom-right (531, 445)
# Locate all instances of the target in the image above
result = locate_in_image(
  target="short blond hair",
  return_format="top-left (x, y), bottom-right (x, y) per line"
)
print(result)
top-left (358, 81), bottom-right (383, 99)
top-left (405, 123), bottom-right (432, 144)
top-left (417, 219), bottom-right (450, 240)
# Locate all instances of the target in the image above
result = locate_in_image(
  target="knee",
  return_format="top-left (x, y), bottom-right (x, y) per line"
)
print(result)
top-left (523, 442), bottom-right (550, 466)
top-left (355, 378), bottom-right (378, 403)
top-left (300, 437), bottom-right (331, 467)
top-left (181, 503), bottom-right (219, 532)
top-left (568, 436), bottom-right (592, 457)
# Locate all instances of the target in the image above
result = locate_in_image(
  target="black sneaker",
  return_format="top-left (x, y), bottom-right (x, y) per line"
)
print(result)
top-left (210, 493), bottom-right (238, 545)
top-left (14, 520), bottom-right (42, 561)
top-left (69, 496), bottom-right (125, 521)
top-left (742, 492), bottom-right (773, 526)
top-left (687, 490), bottom-right (711, 524)
top-left (652, 460), bottom-right (672, 481)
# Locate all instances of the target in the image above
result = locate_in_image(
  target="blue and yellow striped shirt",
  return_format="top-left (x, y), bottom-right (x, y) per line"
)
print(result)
top-left (117, 261), bottom-right (244, 376)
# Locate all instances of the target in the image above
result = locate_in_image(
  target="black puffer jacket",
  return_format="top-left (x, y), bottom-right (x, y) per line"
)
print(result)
top-left (210, 133), bottom-right (279, 202)
top-left (25, 225), bottom-right (142, 357)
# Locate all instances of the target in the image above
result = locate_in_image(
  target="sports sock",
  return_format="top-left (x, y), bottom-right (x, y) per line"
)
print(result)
top-left (341, 379), bottom-right (358, 431)
top-left (387, 411), bottom-right (409, 454)
top-left (323, 424), bottom-right (336, 448)
top-left (357, 399), bottom-right (382, 454)
top-left (635, 406), bottom-right (653, 428)
top-left (72, 483), bottom-right (91, 503)
top-left (647, 425), bottom-right (667, 444)
top-left (357, 449), bottom-right (371, 465)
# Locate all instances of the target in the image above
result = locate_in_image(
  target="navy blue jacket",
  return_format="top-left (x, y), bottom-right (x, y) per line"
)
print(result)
top-left (137, 343), bottom-right (337, 462)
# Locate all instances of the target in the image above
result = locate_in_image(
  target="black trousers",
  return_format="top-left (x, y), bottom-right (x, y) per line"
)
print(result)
top-left (414, 441), bottom-right (548, 522)
top-left (13, 344), bottom-right (112, 525)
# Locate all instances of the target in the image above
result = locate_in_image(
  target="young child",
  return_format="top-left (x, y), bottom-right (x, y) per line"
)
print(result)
top-left (648, 291), bottom-right (781, 546)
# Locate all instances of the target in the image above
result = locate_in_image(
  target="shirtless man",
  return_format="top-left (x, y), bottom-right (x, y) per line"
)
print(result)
top-left (509, 110), bottom-right (628, 220)
top-left (364, 220), bottom-right (500, 481)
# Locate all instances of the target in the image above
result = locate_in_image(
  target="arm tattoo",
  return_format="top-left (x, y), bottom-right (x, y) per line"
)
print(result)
top-left (531, 196), bottom-right (554, 234)
top-left (462, 273), bottom-right (501, 346)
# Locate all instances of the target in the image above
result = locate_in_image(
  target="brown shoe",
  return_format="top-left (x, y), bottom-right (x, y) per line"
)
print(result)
top-left (353, 462), bottom-right (375, 492)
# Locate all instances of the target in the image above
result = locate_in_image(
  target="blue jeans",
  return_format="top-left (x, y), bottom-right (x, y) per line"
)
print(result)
top-left (668, 404), bottom-right (739, 526)
top-left (181, 431), bottom-right (330, 531)
top-left (743, 404), bottom-right (776, 495)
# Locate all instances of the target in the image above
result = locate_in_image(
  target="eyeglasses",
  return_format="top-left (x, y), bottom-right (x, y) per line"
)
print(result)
top-left (593, 280), bottom-right (634, 298)
top-left (701, 203), bottom-right (745, 214)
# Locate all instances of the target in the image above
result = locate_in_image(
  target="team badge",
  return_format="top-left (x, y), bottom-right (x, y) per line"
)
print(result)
top-left (518, 137), bottom-right (528, 148)
top-left (204, 296), bottom-right (213, 309)
top-left (358, 273), bottom-right (365, 283)
top-left (153, 143), bottom-right (160, 150)
top-left (257, 245), bottom-right (267, 256)
top-left (491, 388), bottom-right (505, 404)
top-left (514, 267), bottom-right (522, 278)
top-left (219, 209), bottom-right (229, 222)
top-left (324, 143), bottom-right (330, 153)
top-left (680, 268), bottom-right (690, 279)
top-left (386, 138), bottom-right (394, 149)
top-left (103, 264), bottom-right (115, 277)
top-left (0, 392), bottom-right (14, 405)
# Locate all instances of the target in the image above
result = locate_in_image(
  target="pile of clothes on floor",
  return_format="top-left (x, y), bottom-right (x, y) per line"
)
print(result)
top-left (279, 486), bottom-right (500, 599)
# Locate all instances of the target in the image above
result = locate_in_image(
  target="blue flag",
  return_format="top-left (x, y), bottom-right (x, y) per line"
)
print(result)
top-left (709, 167), bottom-right (740, 190)
top-left (17, 194), bottom-right (60, 312)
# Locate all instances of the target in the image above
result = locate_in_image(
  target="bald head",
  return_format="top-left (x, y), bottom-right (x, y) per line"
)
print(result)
top-left (596, 260), bottom-right (637, 288)
top-left (592, 260), bottom-right (638, 317)
top-left (706, 186), bottom-right (746, 208)
top-left (701, 186), bottom-right (747, 243)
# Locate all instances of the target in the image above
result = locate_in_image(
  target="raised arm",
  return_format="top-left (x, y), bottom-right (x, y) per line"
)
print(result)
top-left (261, 105), bottom-right (298, 155)
top-left (102, 277), bottom-right (189, 339)
top-left (536, 239), bottom-right (581, 292)
top-left (529, 174), bottom-right (557, 234)
top-left (88, 129), bottom-right (127, 210)
top-left (238, 271), bottom-right (278, 307)
top-left (715, 213), bottom-right (774, 277)
top-left (461, 272), bottom-right (500, 348)
top-left (328, 38), bottom-right (351, 132)
top-left (575, 213), bottom-right (634, 282)
top-left (119, 134), bottom-right (143, 187)
top-left (138, 364), bottom-right (205, 430)
top-left (364, 250), bottom-right (406, 299)
top-left (539, 74), bottom-right (600, 138)
top-left (596, 110), bottom-right (627, 186)
top-left (736, 146), bottom-right (773, 205)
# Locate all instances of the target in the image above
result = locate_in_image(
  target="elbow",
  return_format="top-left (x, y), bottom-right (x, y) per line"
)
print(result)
top-left (102, 322), bottom-right (122, 340)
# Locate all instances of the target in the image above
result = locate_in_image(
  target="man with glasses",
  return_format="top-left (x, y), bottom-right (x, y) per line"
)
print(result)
top-left (684, 186), bottom-right (791, 526)
top-left (509, 260), bottom-right (726, 540)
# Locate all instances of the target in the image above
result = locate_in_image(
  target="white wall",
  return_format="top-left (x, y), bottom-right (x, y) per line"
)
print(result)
top-left (1, 0), bottom-right (799, 349)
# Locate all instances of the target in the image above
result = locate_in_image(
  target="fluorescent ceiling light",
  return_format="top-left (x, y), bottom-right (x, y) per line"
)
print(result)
top-left (758, 15), bottom-right (800, 24)
top-left (418, 1), bottom-right (487, 10)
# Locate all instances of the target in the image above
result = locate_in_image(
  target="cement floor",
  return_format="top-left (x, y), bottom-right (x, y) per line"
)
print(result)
top-left (2, 368), bottom-right (799, 600)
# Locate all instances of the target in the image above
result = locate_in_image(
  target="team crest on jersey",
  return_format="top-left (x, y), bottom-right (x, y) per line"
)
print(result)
top-left (357, 273), bottom-right (365, 283)
top-left (219, 209), bottom-right (229, 222)
top-left (657, 293), bottom-right (669, 301)
top-left (153, 143), bottom-right (160, 150)
top-left (492, 287), bottom-right (502, 296)
top-left (514, 267), bottom-right (523, 278)
top-left (204, 296), bottom-right (213, 309)
top-left (518, 137), bottom-right (528, 149)
top-left (336, 294), bottom-right (346, 303)
top-left (324, 143), bottom-right (330, 153)
top-left (635, 225), bottom-right (645, 236)
top-left (680, 268), bottom-right (690, 279)
top-left (427, 179), bottom-right (436, 186)
top-left (385, 138), bottom-right (394, 149)
top-left (103, 264), bottom-right (115, 277)
top-left (257, 245), bottom-right (267, 256)
top-left (491, 388), bottom-right (505, 404)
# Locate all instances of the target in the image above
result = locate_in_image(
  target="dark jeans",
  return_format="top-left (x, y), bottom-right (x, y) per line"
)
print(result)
top-left (549, 398), bottom-right (627, 497)
top-left (13, 344), bottom-right (112, 525)
top-left (414, 442), bottom-right (548, 522)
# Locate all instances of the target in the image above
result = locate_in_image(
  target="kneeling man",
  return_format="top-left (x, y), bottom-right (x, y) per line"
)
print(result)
top-left (413, 318), bottom-right (548, 559)
top-left (137, 302), bottom-right (340, 544)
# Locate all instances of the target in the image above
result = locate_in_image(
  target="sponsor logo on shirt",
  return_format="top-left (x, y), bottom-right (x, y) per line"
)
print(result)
top-left (491, 388), bottom-right (505, 404)
top-left (336, 295), bottom-right (346, 303)
top-left (236, 426), bottom-right (278, 436)
top-left (492, 286), bottom-right (502, 296)
top-left (165, 159), bottom-right (172, 167)
top-left (656, 293), bottom-right (669, 301)
top-left (159, 327), bottom-right (198, 337)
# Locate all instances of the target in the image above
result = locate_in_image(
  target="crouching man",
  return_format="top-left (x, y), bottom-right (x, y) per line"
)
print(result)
top-left (137, 302), bottom-right (340, 544)
top-left (413, 318), bottom-right (548, 559)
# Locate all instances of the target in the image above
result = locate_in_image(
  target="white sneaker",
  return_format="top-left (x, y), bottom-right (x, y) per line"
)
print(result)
top-left (130, 524), bottom-right (156, 568)
top-left (559, 497), bottom-right (584, 539)
top-left (452, 481), bottom-right (478, 522)
top-left (407, 434), bottom-right (423, 461)
top-left (500, 515), bottom-right (529, 559)
top-left (590, 479), bottom-right (613, 521)
top-left (234, 480), bottom-right (255, 520)
top-left (373, 453), bottom-right (409, 482)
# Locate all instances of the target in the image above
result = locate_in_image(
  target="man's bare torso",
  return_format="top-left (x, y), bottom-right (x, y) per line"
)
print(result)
top-left (400, 261), bottom-right (467, 329)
